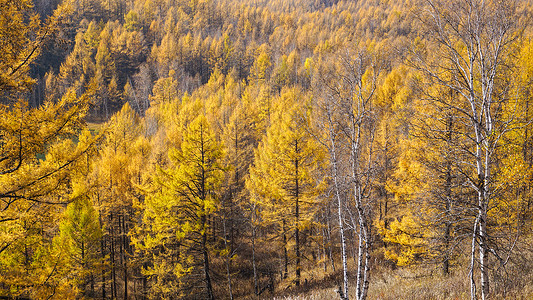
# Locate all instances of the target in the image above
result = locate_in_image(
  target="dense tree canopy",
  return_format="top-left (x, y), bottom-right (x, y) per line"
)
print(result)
top-left (1, 0), bottom-right (533, 299)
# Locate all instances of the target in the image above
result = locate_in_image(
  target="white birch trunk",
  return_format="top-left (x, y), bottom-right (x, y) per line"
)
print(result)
top-left (331, 123), bottom-right (349, 300)
top-left (470, 216), bottom-right (479, 300)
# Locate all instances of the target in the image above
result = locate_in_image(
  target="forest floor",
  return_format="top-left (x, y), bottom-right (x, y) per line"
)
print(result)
top-left (264, 262), bottom-right (533, 300)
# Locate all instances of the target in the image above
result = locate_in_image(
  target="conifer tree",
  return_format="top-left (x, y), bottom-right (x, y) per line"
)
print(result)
top-left (55, 195), bottom-right (103, 297)
top-left (0, 0), bottom-right (67, 93)
top-left (139, 114), bottom-right (225, 299)
top-left (92, 103), bottom-right (142, 298)
top-left (248, 87), bottom-right (325, 287)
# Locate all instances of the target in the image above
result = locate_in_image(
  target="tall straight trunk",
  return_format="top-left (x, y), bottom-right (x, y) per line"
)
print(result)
top-left (479, 207), bottom-right (489, 300)
top-left (283, 220), bottom-right (288, 279)
top-left (362, 231), bottom-right (370, 300)
top-left (351, 112), bottom-right (371, 300)
top-left (352, 123), bottom-right (363, 300)
top-left (295, 220), bottom-right (300, 286)
top-left (97, 192), bottom-right (106, 300)
top-left (356, 225), bottom-right (363, 300)
top-left (359, 201), bottom-right (371, 300)
top-left (81, 242), bottom-right (86, 297)
top-left (101, 234), bottom-right (106, 299)
top-left (294, 142), bottom-right (301, 287)
top-left (223, 201), bottom-right (234, 300)
top-left (122, 214), bottom-right (128, 300)
top-left (119, 215), bottom-right (123, 267)
top-left (473, 115), bottom-right (490, 300)
top-left (354, 185), bottom-right (369, 300)
top-left (443, 117), bottom-right (453, 276)
top-left (123, 255), bottom-right (128, 299)
top-left (470, 217), bottom-right (479, 300)
top-left (199, 132), bottom-right (214, 300)
top-left (232, 129), bottom-right (239, 253)
top-left (480, 143), bottom-right (492, 300)
top-left (202, 215), bottom-right (215, 300)
top-left (324, 100), bottom-right (345, 298)
top-left (110, 213), bottom-right (117, 299)
top-left (252, 207), bottom-right (258, 295)
top-left (330, 131), bottom-right (348, 300)
top-left (338, 196), bottom-right (348, 300)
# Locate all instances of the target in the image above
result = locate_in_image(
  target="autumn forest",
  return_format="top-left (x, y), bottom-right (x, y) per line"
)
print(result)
top-left (1, 0), bottom-right (533, 299)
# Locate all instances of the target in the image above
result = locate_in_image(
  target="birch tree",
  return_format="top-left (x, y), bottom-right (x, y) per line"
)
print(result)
top-left (314, 44), bottom-right (380, 300)
top-left (410, 0), bottom-right (525, 298)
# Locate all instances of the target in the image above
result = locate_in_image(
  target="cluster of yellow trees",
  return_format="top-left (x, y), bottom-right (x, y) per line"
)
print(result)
top-left (1, 0), bottom-right (533, 299)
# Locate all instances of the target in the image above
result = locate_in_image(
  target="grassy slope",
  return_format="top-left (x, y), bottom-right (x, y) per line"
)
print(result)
top-left (263, 241), bottom-right (533, 300)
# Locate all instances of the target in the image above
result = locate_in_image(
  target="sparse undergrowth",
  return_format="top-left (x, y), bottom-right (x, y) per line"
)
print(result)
top-left (269, 250), bottom-right (533, 300)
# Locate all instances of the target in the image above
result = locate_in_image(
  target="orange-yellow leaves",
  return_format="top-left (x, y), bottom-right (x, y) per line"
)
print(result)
top-left (380, 215), bottom-right (428, 266)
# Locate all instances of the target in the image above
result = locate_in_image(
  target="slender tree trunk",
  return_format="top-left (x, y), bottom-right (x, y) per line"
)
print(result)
top-left (352, 230), bottom-right (358, 266)
top-left (352, 122), bottom-right (363, 300)
top-left (283, 220), bottom-right (288, 280)
top-left (473, 118), bottom-right (490, 300)
top-left (81, 242), bottom-right (86, 297)
top-left (110, 213), bottom-right (117, 299)
top-left (361, 229), bottom-right (370, 300)
top-left (101, 237), bottom-right (106, 299)
top-left (122, 214), bottom-right (128, 300)
top-left (351, 109), bottom-right (371, 300)
top-left (323, 100), bottom-right (346, 298)
top-left (252, 208), bottom-right (258, 295)
top-left (295, 222), bottom-right (301, 286)
top-left (356, 223), bottom-right (364, 300)
top-left (331, 134), bottom-right (348, 300)
top-left (202, 215), bottom-right (215, 300)
top-left (355, 185), bottom-right (370, 300)
top-left (223, 200), bottom-right (234, 300)
top-left (338, 202), bottom-right (348, 300)
top-left (326, 206), bottom-right (336, 272)
top-left (294, 144), bottom-right (301, 287)
top-left (470, 217), bottom-right (479, 300)
top-left (359, 204), bottom-right (371, 300)
top-left (443, 121), bottom-right (453, 276)
top-left (479, 208), bottom-right (489, 300)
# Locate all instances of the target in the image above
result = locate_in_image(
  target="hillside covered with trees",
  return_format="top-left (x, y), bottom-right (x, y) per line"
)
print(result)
top-left (1, 0), bottom-right (533, 299)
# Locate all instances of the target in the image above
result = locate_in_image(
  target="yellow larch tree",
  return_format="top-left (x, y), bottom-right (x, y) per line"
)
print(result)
top-left (247, 87), bottom-right (325, 287)
top-left (138, 113), bottom-right (225, 299)
top-left (91, 102), bottom-right (146, 299)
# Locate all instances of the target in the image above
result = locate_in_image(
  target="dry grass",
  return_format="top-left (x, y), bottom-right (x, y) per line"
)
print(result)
top-left (368, 266), bottom-right (468, 300)
top-left (272, 288), bottom-right (336, 300)
top-left (270, 268), bottom-right (467, 300)
top-left (270, 256), bottom-right (533, 300)
top-left (87, 122), bottom-right (104, 134)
